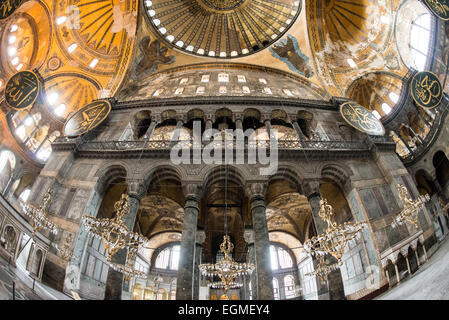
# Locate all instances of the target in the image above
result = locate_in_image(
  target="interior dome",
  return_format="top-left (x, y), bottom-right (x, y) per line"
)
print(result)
top-left (143, 0), bottom-right (302, 58)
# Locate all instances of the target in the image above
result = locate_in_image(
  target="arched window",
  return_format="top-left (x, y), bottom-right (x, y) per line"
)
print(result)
top-left (155, 245), bottom-right (180, 270)
top-left (395, 0), bottom-right (434, 72)
top-left (272, 278), bottom-right (280, 300)
top-left (270, 245), bottom-right (293, 270)
top-left (409, 13), bottom-right (431, 71)
top-left (284, 275), bottom-right (295, 299)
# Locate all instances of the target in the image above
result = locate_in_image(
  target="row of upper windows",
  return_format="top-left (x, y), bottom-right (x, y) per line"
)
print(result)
top-left (153, 87), bottom-right (297, 97)
top-left (178, 74), bottom-right (268, 84)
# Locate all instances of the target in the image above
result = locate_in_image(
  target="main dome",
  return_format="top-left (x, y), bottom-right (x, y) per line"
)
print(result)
top-left (143, 0), bottom-right (302, 58)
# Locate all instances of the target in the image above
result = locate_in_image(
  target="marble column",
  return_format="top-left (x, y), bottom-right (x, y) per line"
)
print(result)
top-left (423, 244), bottom-right (428, 262)
top-left (264, 119), bottom-right (272, 139)
top-left (104, 180), bottom-right (146, 300)
top-left (170, 120), bottom-right (184, 146)
top-left (246, 183), bottom-right (274, 300)
top-left (405, 256), bottom-right (411, 276)
top-left (144, 121), bottom-right (158, 140)
top-left (176, 183), bottom-right (201, 300)
top-left (414, 248), bottom-right (421, 267)
top-left (244, 229), bottom-right (257, 300)
top-left (385, 269), bottom-right (391, 287)
top-left (193, 230), bottom-right (206, 300)
top-left (303, 180), bottom-right (327, 233)
top-left (292, 120), bottom-right (307, 147)
top-left (394, 262), bottom-right (401, 284)
top-left (304, 179), bottom-right (346, 300)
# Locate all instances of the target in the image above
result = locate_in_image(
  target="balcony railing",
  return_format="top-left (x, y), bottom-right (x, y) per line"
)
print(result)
top-left (54, 138), bottom-right (371, 152)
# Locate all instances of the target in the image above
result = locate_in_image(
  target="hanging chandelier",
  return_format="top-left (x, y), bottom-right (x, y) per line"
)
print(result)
top-left (82, 194), bottom-right (148, 262)
top-left (20, 188), bottom-right (58, 235)
top-left (303, 198), bottom-right (366, 266)
top-left (392, 184), bottom-right (430, 228)
top-left (108, 248), bottom-right (147, 281)
top-left (305, 256), bottom-right (339, 282)
top-left (199, 166), bottom-right (254, 294)
top-left (199, 235), bottom-right (254, 293)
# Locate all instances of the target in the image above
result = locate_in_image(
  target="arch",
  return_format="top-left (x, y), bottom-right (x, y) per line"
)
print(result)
top-left (268, 166), bottom-right (302, 194)
top-left (319, 162), bottom-right (353, 190)
top-left (187, 109), bottom-right (205, 122)
top-left (203, 165), bottom-right (246, 191)
top-left (1, 224), bottom-right (17, 254)
top-left (243, 108), bottom-right (261, 121)
top-left (31, 248), bottom-right (43, 276)
top-left (143, 165), bottom-right (183, 190)
top-left (94, 164), bottom-right (129, 196)
top-left (161, 109), bottom-right (178, 121)
top-left (433, 151), bottom-right (449, 190)
top-left (132, 110), bottom-right (152, 140)
top-left (415, 169), bottom-right (436, 196)
top-left (215, 108), bottom-right (233, 120)
top-left (271, 109), bottom-right (288, 122)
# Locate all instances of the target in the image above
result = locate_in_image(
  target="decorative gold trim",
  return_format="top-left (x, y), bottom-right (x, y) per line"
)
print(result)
top-left (4, 70), bottom-right (40, 110)
top-left (410, 71), bottom-right (443, 110)
top-left (63, 99), bottom-right (111, 137)
top-left (339, 102), bottom-right (385, 136)
top-left (423, 0), bottom-right (449, 21)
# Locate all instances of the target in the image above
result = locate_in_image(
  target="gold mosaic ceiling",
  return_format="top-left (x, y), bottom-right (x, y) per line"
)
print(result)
top-left (143, 0), bottom-right (302, 58)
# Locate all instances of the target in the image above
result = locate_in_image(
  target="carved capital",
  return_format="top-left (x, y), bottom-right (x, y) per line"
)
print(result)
top-left (303, 179), bottom-right (321, 199)
top-left (196, 230), bottom-right (206, 245)
top-left (183, 183), bottom-right (202, 200)
top-left (127, 180), bottom-right (147, 201)
top-left (245, 182), bottom-right (267, 200)
top-left (244, 229), bottom-right (255, 245)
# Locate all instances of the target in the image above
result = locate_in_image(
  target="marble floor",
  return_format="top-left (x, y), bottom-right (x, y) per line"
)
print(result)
top-left (377, 236), bottom-right (449, 300)
top-left (0, 255), bottom-right (71, 300)
top-left (1, 237), bottom-right (449, 300)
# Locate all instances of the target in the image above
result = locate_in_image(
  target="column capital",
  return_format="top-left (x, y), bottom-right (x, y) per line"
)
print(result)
top-left (245, 182), bottom-right (267, 200)
top-left (303, 179), bottom-right (321, 200)
top-left (183, 183), bottom-right (202, 201)
top-left (244, 229), bottom-right (255, 245)
top-left (127, 180), bottom-right (147, 201)
top-left (196, 230), bottom-right (206, 245)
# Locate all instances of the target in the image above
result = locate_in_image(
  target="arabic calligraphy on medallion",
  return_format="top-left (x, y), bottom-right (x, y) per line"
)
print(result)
top-left (4, 71), bottom-right (40, 110)
top-left (410, 71), bottom-right (442, 110)
top-left (63, 100), bottom-right (111, 137)
top-left (340, 102), bottom-right (385, 136)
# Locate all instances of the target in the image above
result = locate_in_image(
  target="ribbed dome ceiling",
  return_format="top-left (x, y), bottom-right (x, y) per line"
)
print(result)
top-left (143, 0), bottom-right (302, 58)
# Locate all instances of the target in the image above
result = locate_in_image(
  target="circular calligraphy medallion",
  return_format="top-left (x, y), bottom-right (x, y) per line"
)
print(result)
top-left (424, 0), bottom-right (449, 21)
top-left (0, 0), bottom-right (26, 20)
top-left (410, 71), bottom-right (443, 109)
top-left (63, 100), bottom-right (111, 137)
top-left (4, 70), bottom-right (40, 110)
top-left (340, 102), bottom-right (385, 136)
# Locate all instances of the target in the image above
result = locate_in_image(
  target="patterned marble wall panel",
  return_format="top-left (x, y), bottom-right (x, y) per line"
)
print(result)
top-left (374, 228), bottom-right (390, 253)
top-left (358, 189), bottom-right (382, 220)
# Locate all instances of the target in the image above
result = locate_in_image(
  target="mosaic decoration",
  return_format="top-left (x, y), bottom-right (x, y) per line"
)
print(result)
top-left (424, 0), bottom-right (449, 20)
top-left (0, 0), bottom-right (26, 20)
top-left (131, 36), bottom-right (175, 80)
top-left (4, 70), bottom-right (40, 110)
top-left (410, 71), bottom-right (443, 110)
top-left (340, 102), bottom-right (385, 136)
top-left (63, 100), bottom-right (111, 137)
top-left (270, 35), bottom-right (313, 78)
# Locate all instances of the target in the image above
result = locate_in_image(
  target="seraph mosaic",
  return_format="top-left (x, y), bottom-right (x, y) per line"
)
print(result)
top-left (131, 36), bottom-right (175, 80)
top-left (270, 35), bottom-right (313, 78)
